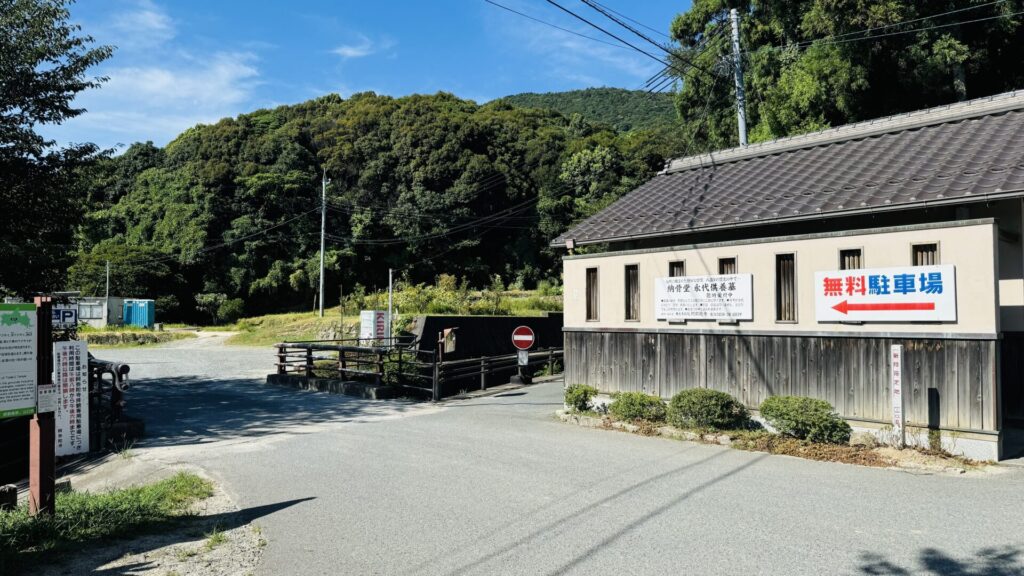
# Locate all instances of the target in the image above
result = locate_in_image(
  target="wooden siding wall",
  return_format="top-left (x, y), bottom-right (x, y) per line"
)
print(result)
top-left (565, 331), bottom-right (999, 432)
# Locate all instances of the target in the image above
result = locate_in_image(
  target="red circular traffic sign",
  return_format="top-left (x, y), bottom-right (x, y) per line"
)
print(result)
top-left (512, 325), bottom-right (535, 350)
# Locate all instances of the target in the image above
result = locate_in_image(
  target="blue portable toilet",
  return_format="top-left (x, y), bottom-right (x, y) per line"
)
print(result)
top-left (122, 299), bottom-right (156, 329)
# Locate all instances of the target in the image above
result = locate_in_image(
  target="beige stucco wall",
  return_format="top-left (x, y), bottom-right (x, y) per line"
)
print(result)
top-left (563, 220), bottom-right (1001, 336)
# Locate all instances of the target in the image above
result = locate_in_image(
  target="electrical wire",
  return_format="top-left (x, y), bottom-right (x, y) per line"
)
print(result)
top-left (751, 2), bottom-right (1023, 53)
top-left (588, 0), bottom-right (673, 40)
top-left (483, 0), bottom-right (630, 51)
top-left (544, 0), bottom-right (716, 84)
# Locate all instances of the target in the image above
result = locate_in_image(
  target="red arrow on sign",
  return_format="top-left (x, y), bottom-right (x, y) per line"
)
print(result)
top-left (832, 300), bottom-right (936, 315)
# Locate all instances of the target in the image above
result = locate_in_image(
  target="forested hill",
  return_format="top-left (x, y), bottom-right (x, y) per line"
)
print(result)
top-left (499, 88), bottom-right (677, 132)
top-left (69, 92), bottom-right (690, 321)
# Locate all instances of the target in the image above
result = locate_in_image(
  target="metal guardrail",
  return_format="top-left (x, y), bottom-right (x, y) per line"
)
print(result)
top-left (274, 338), bottom-right (562, 401)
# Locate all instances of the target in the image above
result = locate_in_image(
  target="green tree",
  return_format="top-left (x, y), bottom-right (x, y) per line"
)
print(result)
top-left (0, 0), bottom-right (112, 296)
top-left (669, 0), bottom-right (1024, 146)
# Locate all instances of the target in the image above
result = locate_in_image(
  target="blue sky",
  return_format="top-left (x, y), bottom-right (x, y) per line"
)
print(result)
top-left (41, 0), bottom-right (687, 150)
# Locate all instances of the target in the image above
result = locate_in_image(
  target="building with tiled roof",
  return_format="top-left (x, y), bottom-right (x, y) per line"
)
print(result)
top-left (555, 91), bottom-right (1024, 460)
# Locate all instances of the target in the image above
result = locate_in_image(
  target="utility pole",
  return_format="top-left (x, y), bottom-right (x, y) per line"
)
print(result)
top-left (729, 8), bottom-right (748, 147)
top-left (318, 169), bottom-right (328, 317)
top-left (387, 268), bottom-right (394, 340)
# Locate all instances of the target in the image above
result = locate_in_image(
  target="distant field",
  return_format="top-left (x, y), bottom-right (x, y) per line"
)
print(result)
top-left (224, 290), bottom-right (562, 347)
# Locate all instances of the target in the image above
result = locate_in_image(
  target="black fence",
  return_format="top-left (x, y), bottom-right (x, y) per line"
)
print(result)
top-left (275, 337), bottom-right (562, 401)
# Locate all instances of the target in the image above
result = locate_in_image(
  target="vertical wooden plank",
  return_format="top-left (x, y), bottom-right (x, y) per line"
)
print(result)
top-left (969, 340), bottom-right (984, 430)
top-left (957, 340), bottom-right (971, 430)
top-left (982, 341), bottom-right (996, 431)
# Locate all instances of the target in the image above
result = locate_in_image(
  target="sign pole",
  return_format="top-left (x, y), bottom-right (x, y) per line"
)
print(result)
top-left (890, 344), bottom-right (906, 449)
top-left (29, 297), bottom-right (55, 516)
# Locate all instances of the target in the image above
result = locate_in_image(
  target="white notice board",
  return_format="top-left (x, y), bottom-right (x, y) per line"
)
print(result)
top-left (0, 303), bottom-right (37, 420)
top-left (655, 274), bottom-right (753, 321)
top-left (54, 340), bottom-right (90, 456)
top-left (814, 265), bottom-right (956, 322)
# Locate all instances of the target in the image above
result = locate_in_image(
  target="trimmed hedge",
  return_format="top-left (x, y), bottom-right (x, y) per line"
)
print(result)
top-left (667, 388), bottom-right (748, 430)
top-left (609, 392), bottom-right (666, 422)
top-left (564, 384), bottom-right (599, 412)
top-left (759, 396), bottom-right (852, 444)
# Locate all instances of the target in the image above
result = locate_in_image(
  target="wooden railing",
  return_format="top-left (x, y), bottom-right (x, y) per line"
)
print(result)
top-left (274, 338), bottom-right (562, 401)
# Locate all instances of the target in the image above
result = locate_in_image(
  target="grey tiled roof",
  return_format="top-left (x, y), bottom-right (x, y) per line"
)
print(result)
top-left (553, 91), bottom-right (1024, 247)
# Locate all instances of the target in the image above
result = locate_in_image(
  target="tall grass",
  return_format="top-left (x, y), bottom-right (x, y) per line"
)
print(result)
top-left (0, 472), bottom-right (213, 573)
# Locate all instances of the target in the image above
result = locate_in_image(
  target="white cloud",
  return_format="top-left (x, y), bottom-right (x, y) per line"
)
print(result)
top-left (104, 0), bottom-right (176, 49)
top-left (331, 35), bottom-right (396, 60)
top-left (44, 52), bottom-right (261, 148)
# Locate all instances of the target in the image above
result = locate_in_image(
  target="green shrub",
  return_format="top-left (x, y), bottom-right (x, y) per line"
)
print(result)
top-left (217, 298), bottom-right (246, 324)
top-left (564, 384), bottom-right (599, 412)
top-left (667, 388), bottom-right (749, 430)
top-left (609, 392), bottom-right (666, 422)
top-left (759, 396), bottom-right (852, 444)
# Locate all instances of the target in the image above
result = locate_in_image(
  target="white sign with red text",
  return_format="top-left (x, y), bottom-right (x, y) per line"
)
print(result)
top-left (814, 265), bottom-right (956, 322)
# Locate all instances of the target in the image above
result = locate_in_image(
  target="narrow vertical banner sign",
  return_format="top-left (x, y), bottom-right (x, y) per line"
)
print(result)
top-left (0, 303), bottom-right (37, 419)
top-left (54, 340), bottom-right (90, 456)
top-left (890, 344), bottom-right (905, 448)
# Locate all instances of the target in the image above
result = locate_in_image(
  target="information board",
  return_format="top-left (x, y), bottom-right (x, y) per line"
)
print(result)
top-left (815, 265), bottom-right (956, 322)
top-left (54, 340), bottom-right (89, 456)
top-left (655, 274), bottom-right (753, 321)
top-left (0, 303), bottom-right (37, 419)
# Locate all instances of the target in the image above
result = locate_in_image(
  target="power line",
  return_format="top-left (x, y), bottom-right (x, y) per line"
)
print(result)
top-left (589, 0), bottom-right (672, 40)
top-left (752, 2), bottom-right (1023, 53)
top-left (482, 0), bottom-right (630, 51)
top-left (544, 0), bottom-right (716, 84)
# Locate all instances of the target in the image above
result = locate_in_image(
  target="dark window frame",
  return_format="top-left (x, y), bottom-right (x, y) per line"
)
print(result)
top-left (624, 263), bottom-right (640, 322)
top-left (912, 242), bottom-right (940, 266)
top-left (775, 253), bottom-right (797, 323)
top-left (718, 257), bottom-right (738, 275)
top-left (585, 267), bottom-right (599, 322)
top-left (669, 260), bottom-right (686, 277)
top-left (839, 248), bottom-right (863, 270)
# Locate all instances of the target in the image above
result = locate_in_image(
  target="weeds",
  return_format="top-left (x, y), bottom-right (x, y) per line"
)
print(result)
top-left (204, 526), bottom-right (227, 551)
top-left (0, 472), bottom-right (213, 572)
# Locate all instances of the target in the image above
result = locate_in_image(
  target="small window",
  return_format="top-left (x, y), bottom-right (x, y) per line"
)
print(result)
top-left (912, 243), bottom-right (938, 266)
top-left (624, 264), bottom-right (639, 321)
top-left (839, 249), bottom-right (862, 270)
top-left (585, 268), bottom-right (599, 321)
top-left (79, 304), bottom-right (102, 320)
top-left (669, 260), bottom-right (686, 277)
top-left (718, 257), bottom-right (737, 275)
top-left (776, 254), bottom-right (796, 322)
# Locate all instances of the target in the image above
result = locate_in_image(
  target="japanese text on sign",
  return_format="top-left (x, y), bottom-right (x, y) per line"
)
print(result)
top-left (891, 344), bottom-right (906, 447)
top-left (814, 265), bottom-right (956, 322)
top-left (655, 274), bottom-right (753, 321)
top-left (54, 340), bottom-right (90, 456)
top-left (0, 303), bottom-right (37, 420)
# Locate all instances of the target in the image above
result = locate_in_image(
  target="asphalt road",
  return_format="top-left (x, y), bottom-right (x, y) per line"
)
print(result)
top-left (108, 334), bottom-right (1024, 576)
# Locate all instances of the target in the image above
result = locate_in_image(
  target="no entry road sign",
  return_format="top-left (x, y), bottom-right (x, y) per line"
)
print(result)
top-left (512, 325), bottom-right (535, 351)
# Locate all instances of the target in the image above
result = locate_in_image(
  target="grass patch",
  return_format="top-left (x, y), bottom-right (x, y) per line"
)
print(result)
top-left (730, 430), bottom-right (891, 467)
top-left (0, 472), bottom-right (213, 573)
top-left (83, 330), bottom-right (196, 348)
top-left (203, 526), bottom-right (227, 551)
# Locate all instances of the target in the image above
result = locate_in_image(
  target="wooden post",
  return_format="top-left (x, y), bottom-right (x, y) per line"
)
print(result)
top-left (30, 297), bottom-right (54, 517)
top-left (432, 357), bottom-right (440, 402)
top-left (480, 357), bottom-right (487, 390)
top-left (376, 351), bottom-right (384, 385)
top-left (396, 349), bottom-right (404, 385)
top-left (547, 348), bottom-right (554, 376)
top-left (305, 348), bottom-right (313, 378)
top-left (277, 345), bottom-right (286, 375)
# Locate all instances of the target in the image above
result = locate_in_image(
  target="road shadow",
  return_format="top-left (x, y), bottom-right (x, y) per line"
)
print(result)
top-left (7, 497), bottom-right (315, 575)
top-left (858, 546), bottom-right (1024, 575)
top-left (129, 375), bottom-right (427, 448)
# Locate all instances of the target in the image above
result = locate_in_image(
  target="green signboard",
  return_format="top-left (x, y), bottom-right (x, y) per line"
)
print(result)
top-left (0, 303), bottom-right (37, 420)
